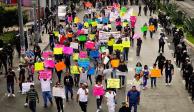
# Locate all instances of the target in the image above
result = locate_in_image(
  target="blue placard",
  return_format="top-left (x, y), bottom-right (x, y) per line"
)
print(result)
top-left (102, 18), bottom-right (108, 24)
top-left (95, 18), bottom-right (101, 23)
top-left (89, 50), bottom-right (99, 58)
top-left (78, 60), bottom-right (90, 68)
top-left (88, 67), bottom-right (95, 75)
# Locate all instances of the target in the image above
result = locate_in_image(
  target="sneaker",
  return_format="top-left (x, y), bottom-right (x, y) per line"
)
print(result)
top-left (8, 93), bottom-right (11, 97)
top-left (168, 83), bottom-right (171, 86)
top-left (96, 109), bottom-right (100, 112)
top-left (12, 94), bottom-right (15, 97)
top-left (99, 106), bottom-right (102, 109)
top-left (165, 83), bottom-right (168, 86)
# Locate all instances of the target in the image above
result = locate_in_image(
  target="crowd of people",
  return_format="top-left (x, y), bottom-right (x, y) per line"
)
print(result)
top-left (1, 0), bottom-right (194, 112)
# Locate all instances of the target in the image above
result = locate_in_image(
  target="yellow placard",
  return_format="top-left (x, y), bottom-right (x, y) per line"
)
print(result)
top-left (73, 53), bottom-right (79, 60)
top-left (84, 22), bottom-right (89, 28)
top-left (107, 39), bottom-right (115, 46)
top-left (123, 22), bottom-right (128, 27)
top-left (111, 59), bottom-right (120, 68)
top-left (70, 66), bottom-right (81, 74)
top-left (107, 79), bottom-right (120, 88)
top-left (53, 31), bottom-right (59, 37)
top-left (108, 24), bottom-right (112, 28)
top-left (89, 34), bottom-right (95, 40)
top-left (53, 48), bottom-right (63, 55)
top-left (74, 17), bottom-right (80, 23)
top-left (113, 44), bottom-right (123, 51)
top-left (122, 41), bottom-right (130, 47)
top-left (34, 62), bottom-right (44, 71)
top-left (150, 69), bottom-right (161, 78)
top-left (92, 21), bottom-right (97, 27)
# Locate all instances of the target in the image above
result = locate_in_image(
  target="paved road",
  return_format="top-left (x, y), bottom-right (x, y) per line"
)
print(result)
top-left (0, 5), bottom-right (194, 112)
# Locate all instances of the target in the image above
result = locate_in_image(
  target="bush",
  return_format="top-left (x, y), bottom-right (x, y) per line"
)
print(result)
top-left (0, 31), bottom-right (17, 45)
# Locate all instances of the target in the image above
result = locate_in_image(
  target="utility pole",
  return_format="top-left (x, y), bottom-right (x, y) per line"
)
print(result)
top-left (17, 0), bottom-right (25, 56)
top-left (32, 0), bottom-right (39, 45)
top-left (38, 0), bottom-right (42, 43)
top-left (56, 0), bottom-right (59, 26)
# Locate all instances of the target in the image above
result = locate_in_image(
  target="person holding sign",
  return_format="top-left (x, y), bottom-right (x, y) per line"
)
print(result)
top-left (54, 82), bottom-right (64, 112)
top-left (94, 81), bottom-right (104, 112)
top-left (150, 64), bottom-right (160, 88)
top-left (74, 61), bottom-right (81, 87)
top-left (122, 38), bottom-right (130, 61)
top-left (64, 72), bottom-right (74, 102)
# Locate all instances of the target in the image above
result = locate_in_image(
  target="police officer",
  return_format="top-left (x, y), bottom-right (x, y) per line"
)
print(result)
top-left (190, 72), bottom-right (194, 102)
top-left (184, 61), bottom-right (193, 90)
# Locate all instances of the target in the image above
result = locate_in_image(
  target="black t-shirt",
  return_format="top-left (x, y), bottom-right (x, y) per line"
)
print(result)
top-left (7, 71), bottom-right (16, 83)
top-left (165, 64), bottom-right (174, 74)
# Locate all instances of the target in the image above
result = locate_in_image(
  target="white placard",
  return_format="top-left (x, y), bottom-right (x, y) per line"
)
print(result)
top-left (52, 87), bottom-right (66, 99)
top-left (70, 42), bottom-right (78, 49)
top-left (99, 31), bottom-right (121, 42)
top-left (116, 71), bottom-right (127, 76)
top-left (22, 83), bottom-right (34, 93)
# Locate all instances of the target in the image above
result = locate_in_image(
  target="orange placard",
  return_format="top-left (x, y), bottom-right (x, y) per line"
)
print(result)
top-left (55, 62), bottom-right (66, 72)
top-left (111, 59), bottom-right (120, 68)
top-left (149, 25), bottom-right (155, 31)
top-left (67, 33), bottom-right (73, 38)
top-left (150, 69), bottom-right (161, 78)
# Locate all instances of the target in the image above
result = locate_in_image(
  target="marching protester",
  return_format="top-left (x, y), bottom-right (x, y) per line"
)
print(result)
top-left (142, 65), bottom-right (149, 90)
top-left (127, 86), bottom-right (140, 112)
top-left (158, 33), bottom-right (165, 53)
top-left (105, 88), bottom-right (116, 112)
top-left (6, 68), bottom-right (17, 97)
top-left (64, 71), bottom-right (74, 102)
top-left (118, 102), bottom-right (130, 112)
top-left (150, 64), bottom-right (158, 88)
top-left (54, 82), bottom-right (64, 112)
top-left (18, 64), bottom-right (26, 93)
top-left (155, 53), bottom-right (166, 75)
top-left (136, 37), bottom-right (142, 57)
top-left (95, 81), bottom-right (104, 112)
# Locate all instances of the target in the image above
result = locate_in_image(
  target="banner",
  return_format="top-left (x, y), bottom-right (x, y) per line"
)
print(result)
top-left (150, 69), bottom-right (161, 78)
top-left (63, 47), bottom-right (73, 55)
top-left (44, 60), bottom-right (55, 68)
top-left (113, 44), bottom-right (123, 51)
top-left (93, 86), bottom-right (105, 96)
top-left (73, 53), bottom-right (79, 60)
top-left (122, 41), bottom-right (130, 47)
top-left (107, 79), bottom-right (120, 88)
top-left (34, 62), bottom-right (44, 71)
top-left (99, 31), bottom-right (121, 42)
top-left (22, 82), bottom-right (34, 93)
top-left (79, 51), bottom-right (88, 58)
top-left (52, 87), bottom-right (65, 99)
top-left (70, 66), bottom-right (81, 74)
top-left (53, 48), bottom-right (63, 55)
top-left (89, 50), bottom-right (99, 58)
top-left (111, 59), bottom-right (120, 68)
top-left (55, 62), bottom-right (66, 71)
top-left (70, 42), bottom-right (79, 49)
top-left (39, 70), bottom-right (52, 79)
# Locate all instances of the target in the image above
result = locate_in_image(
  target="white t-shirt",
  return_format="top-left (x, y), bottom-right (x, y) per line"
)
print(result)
top-left (80, 72), bottom-right (87, 84)
top-left (77, 88), bottom-right (89, 102)
top-left (105, 91), bottom-right (116, 105)
top-left (40, 79), bottom-right (51, 92)
top-left (131, 79), bottom-right (141, 91)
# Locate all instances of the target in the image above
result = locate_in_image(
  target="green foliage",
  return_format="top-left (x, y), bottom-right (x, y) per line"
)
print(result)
top-left (184, 17), bottom-right (194, 36)
top-left (0, 31), bottom-right (16, 45)
top-left (186, 33), bottom-right (194, 44)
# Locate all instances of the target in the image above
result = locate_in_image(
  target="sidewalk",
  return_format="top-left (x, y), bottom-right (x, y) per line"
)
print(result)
top-left (125, 6), bottom-right (194, 112)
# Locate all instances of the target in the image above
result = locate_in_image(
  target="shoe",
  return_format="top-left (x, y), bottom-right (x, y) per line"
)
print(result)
top-left (99, 106), bottom-right (102, 109)
top-left (8, 93), bottom-right (11, 97)
top-left (165, 83), bottom-right (168, 86)
top-left (12, 94), bottom-right (15, 97)
top-left (44, 105), bottom-right (47, 108)
top-left (96, 109), bottom-right (100, 112)
top-left (168, 83), bottom-right (171, 86)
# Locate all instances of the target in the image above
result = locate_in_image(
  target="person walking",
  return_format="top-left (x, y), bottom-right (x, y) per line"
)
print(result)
top-left (142, 65), bottom-right (149, 90)
top-left (127, 86), bottom-right (140, 112)
top-left (25, 85), bottom-right (39, 112)
top-left (138, 4), bottom-right (141, 16)
top-left (77, 83), bottom-right (89, 112)
top-left (117, 61), bottom-right (128, 87)
top-left (54, 82), bottom-right (64, 112)
top-left (95, 81), bottom-right (104, 112)
top-left (150, 64), bottom-right (159, 88)
top-left (158, 33), bottom-right (165, 53)
top-left (105, 88), bottom-right (116, 112)
top-left (34, 44), bottom-right (42, 62)
top-left (119, 102), bottom-right (130, 112)
top-left (136, 38), bottom-right (142, 57)
top-left (64, 71), bottom-right (74, 102)
top-left (190, 72), bottom-right (194, 102)
top-left (40, 78), bottom-right (53, 108)
top-left (164, 60), bottom-right (174, 86)
top-left (18, 64), bottom-right (25, 93)
top-left (155, 53), bottom-right (166, 75)
top-left (6, 68), bottom-right (17, 97)
top-left (143, 5), bottom-right (148, 16)
top-left (122, 38), bottom-right (130, 61)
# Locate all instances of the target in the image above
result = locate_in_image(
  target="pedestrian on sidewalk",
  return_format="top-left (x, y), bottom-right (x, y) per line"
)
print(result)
top-left (158, 33), bottom-right (165, 53)
top-left (164, 60), bottom-right (174, 86)
top-left (119, 102), bottom-right (130, 112)
top-left (64, 71), bottom-right (74, 102)
top-left (18, 64), bottom-right (26, 93)
top-left (155, 53), bottom-right (166, 75)
top-left (143, 5), bottom-right (148, 16)
top-left (77, 83), bottom-right (89, 112)
top-left (136, 38), bottom-right (142, 57)
top-left (95, 81), bottom-right (104, 112)
top-left (105, 88), bottom-right (116, 112)
top-left (150, 64), bottom-right (158, 88)
top-left (54, 82), bottom-right (64, 112)
top-left (40, 78), bottom-right (53, 108)
top-left (25, 85), bottom-right (39, 112)
top-left (127, 86), bottom-right (140, 112)
top-left (6, 68), bottom-right (17, 97)
top-left (138, 4), bottom-right (141, 16)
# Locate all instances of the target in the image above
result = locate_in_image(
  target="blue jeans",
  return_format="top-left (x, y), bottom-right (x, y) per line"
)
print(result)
top-left (129, 103), bottom-right (137, 112)
top-left (151, 77), bottom-right (157, 88)
top-left (7, 82), bottom-right (14, 94)
top-left (65, 86), bottom-right (73, 100)
top-left (42, 91), bottom-right (52, 106)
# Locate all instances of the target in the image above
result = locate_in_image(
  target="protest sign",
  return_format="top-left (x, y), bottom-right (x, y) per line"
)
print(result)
top-left (88, 67), bottom-right (95, 75)
top-left (53, 31), bottom-right (59, 37)
top-left (53, 48), bottom-right (63, 55)
top-left (122, 41), bottom-right (130, 47)
top-left (74, 17), bottom-right (80, 23)
top-left (89, 50), bottom-right (99, 58)
top-left (103, 56), bottom-right (110, 64)
top-left (73, 53), bottom-right (79, 60)
top-left (149, 25), bottom-right (155, 31)
top-left (97, 24), bottom-right (103, 29)
top-left (44, 60), bottom-right (55, 68)
top-left (113, 44), bottom-right (123, 51)
top-left (141, 26), bottom-right (148, 32)
top-left (63, 47), bottom-right (73, 55)
top-left (121, 7), bottom-right (127, 12)
top-left (42, 51), bottom-right (53, 58)
top-left (100, 46), bottom-right (107, 53)
top-left (92, 21), bottom-right (97, 27)
top-left (70, 66), bottom-right (81, 74)
top-left (99, 31), bottom-right (121, 42)
top-left (84, 22), bottom-right (89, 28)
top-left (55, 44), bottom-right (64, 48)
top-left (52, 87), bottom-right (65, 99)
top-left (39, 70), bottom-right (52, 79)
top-left (22, 82), bottom-right (34, 93)
top-left (79, 51), bottom-right (88, 58)
top-left (93, 86), bottom-right (105, 96)
top-left (78, 59), bottom-right (90, 68)
top-left (133, 33), bottom-right (140, 39)
top-left (70, 42), bottom-right (79, 49)
top-left (150, 69), bottom-right (161, 78)
top-left (55, 62), bottom-right (66, 71)
top-left (89, 34), bottom-right (95, 40)
top-left (111, 59), bottom-right (120, 68)
top-left (107, 79), bottom-right (120, 88)
top-left (116, 70), bottom-right (127, 76)
top-left (78, 35), bottom-right (87, 41)
top-left (85, 41), bottom-right (95, 49)
top-left (102, 17), bottom-right (108, 24)
top-left (34, 62), bottom-right (44, 71)
top-left (122, 22), bottom-right (129, 27)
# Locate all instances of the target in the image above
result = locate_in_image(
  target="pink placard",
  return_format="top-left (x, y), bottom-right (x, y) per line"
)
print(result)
top-left (63, 47), bottom-right (73, 55)
top-left (77, 29), bottom-right (85, 35)
top-left (79, 51), bottom-right (88, 58)
top-left (85, 41), bottom-right (95, 49)
top-left (44, 60), bottom-right (55, 68)
top-left (133, 33), bottom-right (140, 39)
top-left (55, 44), bottom-right (64, 48)
top-left (115, 21), bottom-right (121, 26)
top-left (39, 70), bottom-right (52, 80)
top-left (68, 16), bottom-right (73, 22)
top-left (42, 51), bottom-right (53, 58)
top-left (130, 16), bottom-right (137, 22)
top-left (93, 86), bottom-right (105, 96)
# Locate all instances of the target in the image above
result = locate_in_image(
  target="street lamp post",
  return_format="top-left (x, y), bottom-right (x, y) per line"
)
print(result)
top-left (38, 0), bottom-right (42, 43)
top-left (17, 0), bottom-right (25, 56)
top-left (32, 0), bottom-right (39, 45)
